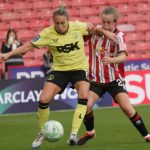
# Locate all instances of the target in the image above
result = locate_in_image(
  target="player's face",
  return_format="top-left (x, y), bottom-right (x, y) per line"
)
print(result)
top-left (53, 15), bottom-right (69, 34)
top-left (101, 14), bottom-right (116, 32)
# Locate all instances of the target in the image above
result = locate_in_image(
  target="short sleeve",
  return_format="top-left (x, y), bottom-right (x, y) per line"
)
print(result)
top-left (75, 21), bottom-right (88, 36)
top-left (117, 32), bottom-right (127, 54)
top-left (31, 28), bottom-right (50, 48)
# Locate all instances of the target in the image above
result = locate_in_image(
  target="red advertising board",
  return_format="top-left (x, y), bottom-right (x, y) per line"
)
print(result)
top-left (113, 70), bottom-right (150, 106)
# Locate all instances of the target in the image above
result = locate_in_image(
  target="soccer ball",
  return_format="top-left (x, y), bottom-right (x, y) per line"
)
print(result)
top-left (42, 120), bottom-right (64, 142)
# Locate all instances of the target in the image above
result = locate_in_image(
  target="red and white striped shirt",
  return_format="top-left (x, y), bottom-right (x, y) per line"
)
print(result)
top-left (88, 28), bottom-right (127, 83)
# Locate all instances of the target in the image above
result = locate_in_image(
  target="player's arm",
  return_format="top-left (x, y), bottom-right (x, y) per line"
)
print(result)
top-left (102, 52), bottom-right (127, 64)
top-left (96, 27), bottom-right (118, 43)
top-left (86, 22), bottom-right (96, 34)
top-left (86, 23), bottom-right (118, 43)
top-left (0, 43), bottom-right (33, 60)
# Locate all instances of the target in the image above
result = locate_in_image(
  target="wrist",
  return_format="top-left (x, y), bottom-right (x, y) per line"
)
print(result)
top-left (112, 57), bottom-right (117, 63)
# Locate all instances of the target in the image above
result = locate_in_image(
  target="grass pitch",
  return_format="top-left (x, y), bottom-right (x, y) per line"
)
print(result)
top-left (0, 105), bottom-right (150, 150)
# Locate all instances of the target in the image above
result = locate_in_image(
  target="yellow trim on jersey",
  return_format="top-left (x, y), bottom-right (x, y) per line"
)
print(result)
top-left (31, 21), bottom-right (89, 71)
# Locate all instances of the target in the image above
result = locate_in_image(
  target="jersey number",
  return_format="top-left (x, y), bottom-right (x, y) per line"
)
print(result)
top-left (117, 79), bottom-right (125, 87)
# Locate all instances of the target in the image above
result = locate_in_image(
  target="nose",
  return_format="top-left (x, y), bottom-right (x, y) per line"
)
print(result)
top-left (57, 24), bottom-right (64, 31)
top-left (104, 22), bottom-right (109, 27)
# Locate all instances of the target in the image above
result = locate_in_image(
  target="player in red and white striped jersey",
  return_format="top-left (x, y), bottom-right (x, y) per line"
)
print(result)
top-left (89, 28), bottom-right (126, 83)
top-left (78, 6), bottom-right (150, 145)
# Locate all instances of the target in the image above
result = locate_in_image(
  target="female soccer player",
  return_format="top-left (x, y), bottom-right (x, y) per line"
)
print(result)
top-left (0, 6), bottom-right (117, 149)
top-left (78, 6), bottom-right (150, 145)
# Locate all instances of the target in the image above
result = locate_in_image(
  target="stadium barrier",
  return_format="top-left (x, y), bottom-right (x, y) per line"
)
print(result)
top-left (0, 69), bottom-right (150, 114)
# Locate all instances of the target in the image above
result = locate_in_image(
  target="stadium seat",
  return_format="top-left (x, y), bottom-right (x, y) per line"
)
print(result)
top-left (107, 0), bottom-right (129, 4)
top-left (2, 12), bottom-right (21, 21)
top-left (128, 0), bottom-right (148, 3)
top-left (71, 0), bottom-right (90, 7)
top-left (127, 43), bottom-right (135, 52)
top-left (126, 32), bottom-right (145, 42)
top-left (79, 16), bottom-right (88, 22)
top-left (70, 16), bottom-right (80, 21)
top-left (21, 10), bottom-right (39, 20)
top-left (23, 51), bottom-right (34, 59)
top-left (0, 2), bottom-right (13, 11)
top-left (117, 15), bottom-right (127, 24)
top-left (127, 51), bottom-right (149, 60)
top-left (29, 19), bottom-right (47, 29)
top-left (146, 32), bottom-right (150, 41)
top-left (34, 48), bottom-right (47, 60)
top-left (40, 9), bottom-right (53, 19)
top-left (117, 24), bottom-right (136, 32)
top-left (0, 30), bottom-right (7, 41)
top-left (24, 58), bottom-right (43, 67)
top-left (13, 1), bottom-right (32, 10)
top-left (88, 16), bottom-right (101, 25)
top-left (51, 0), bottom-right (62, 8)
top-left (127, 53), bottom-right (137, 60)
top-left (127, 13), bottom-right (146, 23)
top-left (18, 29), bottom-right (35, 41)
top-left (135, 42), bottom-right (150, 51)
top-left (67, 8), bottom-right (79, 17)
top-left (90, 0), bottom-right (108, 6)
top-left (79, 7), bottom-right (98, 16)
top-left (136, 3), bottom-right (150, 12)
top-left (142, 53), bottom-right (150, 59)
top-left (52, 0), bottom-right (72, 8)
top-left (33, 1), bottom-right (52, 10)
top-left (46, 20), bottom-right (53, 26)
top-left (146, 13), bottom-right (150, 22)
top-left (133, 53), bottom-right (145, 59)
top-left (0, 22), bottom-right (9, 30)
top-left (136, 22), bottom-right (150, 31)
top-left (117, 4), bottom-right (136, 13)
top-left (9, 20), bottom-right (29, 29)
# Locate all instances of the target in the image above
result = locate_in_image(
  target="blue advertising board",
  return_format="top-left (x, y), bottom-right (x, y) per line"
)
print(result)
top-left (0, 78), bottom-right (112, 114)
top-left (125, 59), bottom-right (150, 71)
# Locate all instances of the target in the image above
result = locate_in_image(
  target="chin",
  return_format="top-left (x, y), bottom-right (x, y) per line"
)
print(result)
top-left (59, 30), bottom-right (66, 34)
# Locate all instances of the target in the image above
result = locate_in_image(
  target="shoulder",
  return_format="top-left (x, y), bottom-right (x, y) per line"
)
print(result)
top-left (115, 28), bottom-right (125, 37)
top-left (40, 26), bottom-right (55, 36)
top-left (69, 21), bottom-right (87, 28)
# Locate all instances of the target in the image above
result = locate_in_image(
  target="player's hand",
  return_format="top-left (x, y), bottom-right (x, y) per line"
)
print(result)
top-left (102, 56), bottom-right (115, 64)
top-left (0, 53), bottom-right (10, 61)
top-left (87, 22), bottom-right (96, 34)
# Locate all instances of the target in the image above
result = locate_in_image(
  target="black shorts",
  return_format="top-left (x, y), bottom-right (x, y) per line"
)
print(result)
top-left (46, 70), bottom-right (88, 91)
top-left (90, 79), bottom-right (127, 99)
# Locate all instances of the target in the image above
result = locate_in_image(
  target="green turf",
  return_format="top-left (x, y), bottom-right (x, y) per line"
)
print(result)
top-left (0, 105), bottom-right (150, 150)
